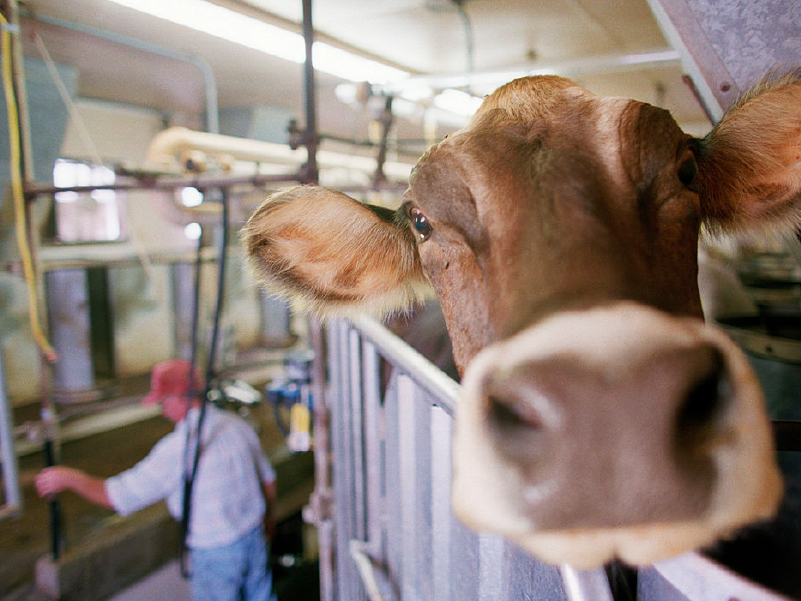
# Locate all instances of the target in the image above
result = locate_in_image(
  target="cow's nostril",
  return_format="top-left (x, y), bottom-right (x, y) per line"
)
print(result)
top-left (674, 350), bottom-right (730, 458)
top-left (487, 395), bottom-right (543, 431)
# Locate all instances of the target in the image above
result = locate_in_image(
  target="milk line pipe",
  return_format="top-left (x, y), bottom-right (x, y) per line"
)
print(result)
top-left (181, 187), bottom-right (230, 576)
top-left (23, 10), bottom-right (219, 134)
top-left (299, 0), bottom-right (318, 185)
top-left (179, 226), bottom-right (204, 575)
top-left (23, 171), bottom-right (305, 198)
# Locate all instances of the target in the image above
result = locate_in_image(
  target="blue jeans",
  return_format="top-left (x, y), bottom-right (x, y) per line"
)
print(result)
top-left (190, 524), bottom-right (276, 601)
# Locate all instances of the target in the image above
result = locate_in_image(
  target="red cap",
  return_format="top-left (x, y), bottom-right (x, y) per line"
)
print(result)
top-left (143, 359), bottom-right (202, 405)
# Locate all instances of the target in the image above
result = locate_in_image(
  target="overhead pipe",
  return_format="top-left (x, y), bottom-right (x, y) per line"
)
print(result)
top-left (146, 127), bottom-right (415, 179)
top-left (145, 126), bottom-right (308, 171)
top-left (139, 126), bottom-right (414, 227)
top-left (23, 11), bottom-right (219, 133)
top-left (375, 48), bottom-right (681, 94)
top-left (300, 0), bottom-right (319, 184)
top-left (5, 0), bottom-right (33, 177)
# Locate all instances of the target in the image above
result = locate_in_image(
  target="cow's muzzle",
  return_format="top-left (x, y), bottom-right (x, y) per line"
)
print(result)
top-left (452, 302), bottom-right (782, 567)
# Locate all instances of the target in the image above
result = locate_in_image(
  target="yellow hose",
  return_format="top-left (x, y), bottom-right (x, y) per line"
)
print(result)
top-left (1, 12), bottom-right (57, 362)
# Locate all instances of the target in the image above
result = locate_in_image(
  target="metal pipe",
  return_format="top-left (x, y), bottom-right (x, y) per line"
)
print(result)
top-left (43, 437), bottom-right (61, 560)
top-left (352, 315), bottom-right (460, 415)
top-left (641, 0), bottom-right (724, 120)
top-left (651, 552), bottom-right (791, 601)
top-left (145, 126), bottom-right (306, 171)
top-left (300, 0), bottom-right (318, 184)
top-left (454, 0), bottom-right (474, 93)
top-left (44, 269), bottom-right (94, 398)
top-left (24, 171), bottom-right (302, 197)
top-left (0, 349), bottom-right (22, 522)
top-left (376, 49), bottom-right (681, 94)
top-left (349, 540), bottom-right (388, 601)
top-left (559, 565), bottom-right (615, 601)
top-left (144, 127), bottom-right (414, 181)
top-left (24, 11), bottom-right (219, 133)
top-left (308, 316), bottom-right (334, 601)
top-left (5, 0), bottom-right (33, 178)
top-left (371, 95), bottom-right (394, 188)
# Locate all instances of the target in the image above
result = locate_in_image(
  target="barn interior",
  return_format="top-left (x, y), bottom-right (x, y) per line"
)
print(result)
top-left (1, 0), bottom-right (800, 600)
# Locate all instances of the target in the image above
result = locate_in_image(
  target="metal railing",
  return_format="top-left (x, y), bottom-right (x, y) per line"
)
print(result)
top-left (324, 316), bottom-right (612, 601)
top-left (321, 316), bottom-right (794, 601)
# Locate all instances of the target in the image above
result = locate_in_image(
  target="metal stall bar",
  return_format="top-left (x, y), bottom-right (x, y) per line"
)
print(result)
top-left (430, 405), bottom-right (452, 601)
top-left (560, 565), bottom-right (615, 601)
top-left (328, 321), bottom-right (366, 601)
top-left (361, 338), bottom-right (384, 560)
top-left (0, 348), bottom-right (22, 521)
top-left (640, 552), bottom-right (794, 601)
top-left (327, 316), bottom-right (796, 600)
top-left (349, 328), bottom-right (367, 549)
top-left (327, 315), bottom-right (610, 601)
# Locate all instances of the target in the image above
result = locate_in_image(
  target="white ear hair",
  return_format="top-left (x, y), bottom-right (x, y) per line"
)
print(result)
top-left (698, 72), bottom-right (801, 234)
top-left (243, 186), bottom-right (431, 319)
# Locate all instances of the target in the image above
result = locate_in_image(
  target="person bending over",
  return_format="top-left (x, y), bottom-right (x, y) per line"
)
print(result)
top-left (36, 359), bottom-right (278, 601)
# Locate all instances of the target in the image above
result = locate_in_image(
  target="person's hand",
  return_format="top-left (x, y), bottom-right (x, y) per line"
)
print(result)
top-left (35, 467), bottom-right (78, 498)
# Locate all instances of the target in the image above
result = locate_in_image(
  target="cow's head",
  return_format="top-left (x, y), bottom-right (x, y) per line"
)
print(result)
top-left (244, 73), bottom-right (800, 567)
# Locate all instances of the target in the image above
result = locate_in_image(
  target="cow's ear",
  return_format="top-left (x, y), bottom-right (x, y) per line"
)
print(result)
top-left (243, 185), bottom-right (429, 317)
top-left (696, 72), bottom-right (801, 233)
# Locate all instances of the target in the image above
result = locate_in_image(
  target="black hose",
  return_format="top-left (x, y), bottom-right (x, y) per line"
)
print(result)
top-left (179, 225), bottom-right (205, 576)
top-left (43, 438), bottom-right (61, 560)
top-left (180, 188), bottom-right (230, 575)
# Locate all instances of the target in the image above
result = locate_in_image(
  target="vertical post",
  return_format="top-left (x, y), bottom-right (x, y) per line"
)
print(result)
top-left (371, 95), bottom-right (393, 189)
top-left (301, 0), bottom-right (318, 184)
top-left (172, 262), bottom-right (196, 360)
top-left (300, 6), bottom-right (331, 598)
top-left (430, 406), bottom-right (452, 601)
top-left (45, 269), bottom-right (94, 398)
top-left (559, 565), bottom-right (615, 601)
top-left (310, 317), bottom-right (334, 601)
top-left (42, 438), bottom-right (61, 559)
top-left (3, 0), bottom-right (34, 179)
top-left (361, 340), bottom-right (383, 558)
top-left (0, 349), bottom-right (22, 521)
top-left (397, 374), bottom-right (418, 600)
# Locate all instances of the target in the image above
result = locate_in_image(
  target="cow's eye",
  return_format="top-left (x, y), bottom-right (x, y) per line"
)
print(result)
top-left (678, 156), bottom-right (698, 186)
top-left (409, 207), bottom-right (432, 241)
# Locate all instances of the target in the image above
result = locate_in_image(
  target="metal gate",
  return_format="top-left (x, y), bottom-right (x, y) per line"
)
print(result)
top-left (321, 316), bottom-right (791, 601)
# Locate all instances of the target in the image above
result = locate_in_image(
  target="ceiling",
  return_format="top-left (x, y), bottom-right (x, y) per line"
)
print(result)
top-left (17, 0), bottom-right (712, 151)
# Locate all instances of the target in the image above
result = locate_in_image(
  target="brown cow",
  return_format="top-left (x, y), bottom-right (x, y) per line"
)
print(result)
top-left (243, 72), bottom-right (801, 567)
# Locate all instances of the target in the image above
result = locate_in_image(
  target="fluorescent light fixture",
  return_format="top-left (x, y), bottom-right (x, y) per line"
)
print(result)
top-left (399, 83), bottom-right (434, 103)
top-left (433, 89), bottom-right (483, 117)
top-left (184, 222), bottom-right (202, 240)
top-left (180, 186), bottom-right (204, 207)
top-left (107, 0), bottom-right (408, 84)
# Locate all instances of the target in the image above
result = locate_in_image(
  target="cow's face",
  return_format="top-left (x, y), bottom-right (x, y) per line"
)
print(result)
top-left (244, 74), bottom-right (801, 567)
top-left (405, 79), bottom-right (704, 369)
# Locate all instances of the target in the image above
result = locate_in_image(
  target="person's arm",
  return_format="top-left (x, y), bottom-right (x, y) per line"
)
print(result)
top-left (262, 479), bottom-right (277, 541)
top-left (35, 466), bottom-right (113, 509)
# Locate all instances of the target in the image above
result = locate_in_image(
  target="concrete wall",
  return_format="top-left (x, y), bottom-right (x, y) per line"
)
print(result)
top-left (3, 95), bottom-right (267, 402)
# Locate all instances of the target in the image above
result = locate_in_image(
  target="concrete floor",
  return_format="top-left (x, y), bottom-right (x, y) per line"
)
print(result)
top-left (108, 560), bottom-right (191, 601)
top-left (0, 560), bottom-right (191, 601)
top-left (0, 398), bottom-right (312, 601)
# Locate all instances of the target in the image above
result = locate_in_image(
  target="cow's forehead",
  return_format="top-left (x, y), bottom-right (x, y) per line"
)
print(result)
top-left (407, 82), bottom-right (688, 219)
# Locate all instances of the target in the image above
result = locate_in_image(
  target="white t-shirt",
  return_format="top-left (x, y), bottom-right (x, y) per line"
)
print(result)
top-left (106, 405), bottom-right (276, 549)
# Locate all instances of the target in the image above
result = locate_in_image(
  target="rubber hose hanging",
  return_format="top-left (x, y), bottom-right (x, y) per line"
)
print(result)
top-left (180, 187), bottom-right (230, 576)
